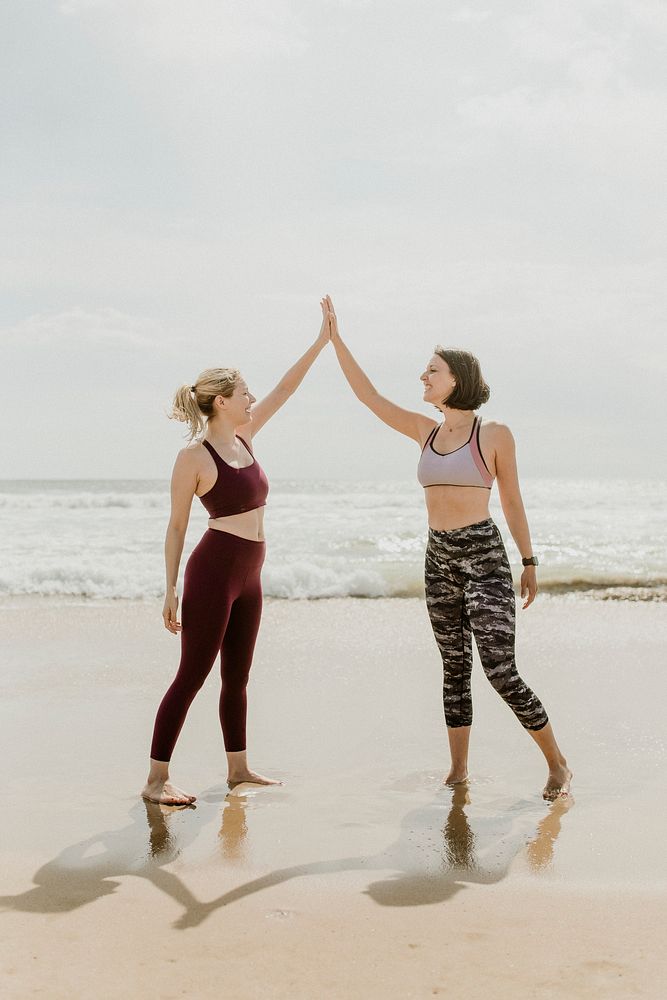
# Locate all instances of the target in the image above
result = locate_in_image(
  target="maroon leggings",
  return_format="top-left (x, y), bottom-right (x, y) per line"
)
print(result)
top-left (150, 529), bottom-right (265, 761)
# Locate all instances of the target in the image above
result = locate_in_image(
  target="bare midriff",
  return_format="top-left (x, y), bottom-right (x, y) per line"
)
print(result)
top-left (208, 507), bottom-right (266, 542)
top-left (425, 485), bottom-right (491, 532)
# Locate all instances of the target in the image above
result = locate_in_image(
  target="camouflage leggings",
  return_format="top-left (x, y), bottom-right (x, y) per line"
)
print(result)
top-left (425, 518), bottom-right (548, 731)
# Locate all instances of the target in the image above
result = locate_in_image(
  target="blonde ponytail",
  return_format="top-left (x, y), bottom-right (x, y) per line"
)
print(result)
top-left (170, 367), bottom-right (242, 440)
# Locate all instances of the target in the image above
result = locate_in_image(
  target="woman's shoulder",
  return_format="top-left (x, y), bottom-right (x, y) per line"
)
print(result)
top-left (479, 418), bottom-right (515, 448)
top-left (174, 440), bottom-right (210, 469)
top-left (480, 416), bottom-right (511, 432)
top-left (169, 441), bottom-right (210, 493)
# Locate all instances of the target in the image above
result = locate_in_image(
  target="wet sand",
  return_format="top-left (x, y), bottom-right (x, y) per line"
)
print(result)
top-left (1, 596), bottom-right (666, 998)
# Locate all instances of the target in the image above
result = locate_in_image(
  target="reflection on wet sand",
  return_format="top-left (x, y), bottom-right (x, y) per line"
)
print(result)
top-left (218, 790), bottom-right (249, 862)
top-left (526, 796), bottom-right (573, 871)
top-left (146, 799), bottom-right (184, 860)
top-left (443, 785), bottom-right (476, 870)
top-left (1, 784), bottom-right (572, 928)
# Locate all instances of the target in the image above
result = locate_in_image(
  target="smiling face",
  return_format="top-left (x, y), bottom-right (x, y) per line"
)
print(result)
top-left (225, 378), bottom-right (256, 424)
top-left (211, 376), bottom-right (256, 426)
top-left (420, 355), bottom-right (456, 409)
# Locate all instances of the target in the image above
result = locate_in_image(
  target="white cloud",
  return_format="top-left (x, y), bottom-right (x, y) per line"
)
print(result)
top-left (58, 0), bottom-right (106, 12)
top-left (59, 0), bottom-right (308, 61)
top-left (510, 5), bottom-right (609, 64)
top-left (449, 7), bottom-right (492, 25)
top-left (1, 306), bottom-right (181, 351)
top-left (456, 84), bottom-right (665, 178)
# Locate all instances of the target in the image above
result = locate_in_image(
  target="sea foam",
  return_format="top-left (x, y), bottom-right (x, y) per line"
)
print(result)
top-left (1, 478), bottom-right (665, 601)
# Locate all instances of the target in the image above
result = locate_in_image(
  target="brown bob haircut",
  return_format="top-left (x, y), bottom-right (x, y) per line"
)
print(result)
top-left (434, 346), bottom-right (490, 410)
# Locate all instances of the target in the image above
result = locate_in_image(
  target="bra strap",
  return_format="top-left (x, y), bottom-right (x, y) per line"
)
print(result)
top-left (422, 424), bottom-right (439, 450)
top-left (201, 439), bottom-right (220, 463)
top-left (237, 434), bottom-right (253, 456)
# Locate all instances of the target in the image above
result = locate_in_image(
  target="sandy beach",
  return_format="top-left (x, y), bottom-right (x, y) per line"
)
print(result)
top-left (2, 595), bottom-right (666, 999)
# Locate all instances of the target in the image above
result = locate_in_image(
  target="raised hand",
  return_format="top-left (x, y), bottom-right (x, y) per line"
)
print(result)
top-left (316, 297), bottom-right (331, 346)
top-left (325, 295), bottom-right (339, 340)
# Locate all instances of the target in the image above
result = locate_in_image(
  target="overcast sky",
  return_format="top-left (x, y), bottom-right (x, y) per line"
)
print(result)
top-left (2, 0), bottom-right (666, 480)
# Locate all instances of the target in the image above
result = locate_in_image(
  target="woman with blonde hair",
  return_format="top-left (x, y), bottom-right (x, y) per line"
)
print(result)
top-left (141, 302), bottom-right (330, 805)
top-left (324, 297), bottom-right (571, 800)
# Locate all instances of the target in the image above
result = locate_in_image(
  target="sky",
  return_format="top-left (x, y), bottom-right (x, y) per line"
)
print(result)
top-left (2, 0), bottom-right (666, 481)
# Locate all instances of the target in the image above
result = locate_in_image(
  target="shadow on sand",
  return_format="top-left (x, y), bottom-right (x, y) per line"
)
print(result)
top-left (1, 783), bottom-right (572, 928)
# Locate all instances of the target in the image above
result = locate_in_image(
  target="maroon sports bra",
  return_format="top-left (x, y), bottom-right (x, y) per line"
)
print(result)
top-left (198, 437), bottom-right (269, 518)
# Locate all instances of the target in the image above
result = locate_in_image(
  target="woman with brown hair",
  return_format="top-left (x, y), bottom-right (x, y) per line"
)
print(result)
top-left (325, 296), bottom-right (571, 800)
top-left (141, 301), bottom-right (330, 806)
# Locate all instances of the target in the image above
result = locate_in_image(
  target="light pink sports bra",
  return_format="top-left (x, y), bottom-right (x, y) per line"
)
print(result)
top-left (418, 416), bottom-right (494, 490)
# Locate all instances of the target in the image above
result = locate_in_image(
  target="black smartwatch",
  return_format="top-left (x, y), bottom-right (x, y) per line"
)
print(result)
top-left (522, 556), bottom-right (539, 567)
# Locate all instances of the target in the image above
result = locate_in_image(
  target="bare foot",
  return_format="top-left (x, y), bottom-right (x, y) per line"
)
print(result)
top-left (543, 764), bottom-right (572, 802)
top-left (443, 769), bottom-right (469, 786)
top-left (227, 770), bottom-right (282, 789)
top-left (141, 780), bottom-right (196, 806)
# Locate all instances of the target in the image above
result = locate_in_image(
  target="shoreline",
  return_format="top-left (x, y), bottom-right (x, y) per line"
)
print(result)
top-left (2, 582), bottom-right (666, 608)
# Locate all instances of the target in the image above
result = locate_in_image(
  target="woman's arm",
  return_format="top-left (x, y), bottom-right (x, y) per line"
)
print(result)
top-left (162, 449), bottom-right (198, 634)
top-left (326, 296), bottom-right (436, 444)
top-left (494, 425), bottom-right (538, 609)
top-left (237, 299), bottom-right (330, 439)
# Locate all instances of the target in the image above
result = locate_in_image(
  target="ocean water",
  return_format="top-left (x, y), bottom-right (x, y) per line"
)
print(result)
top-left (0, 478), bottom-right (665, 602)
